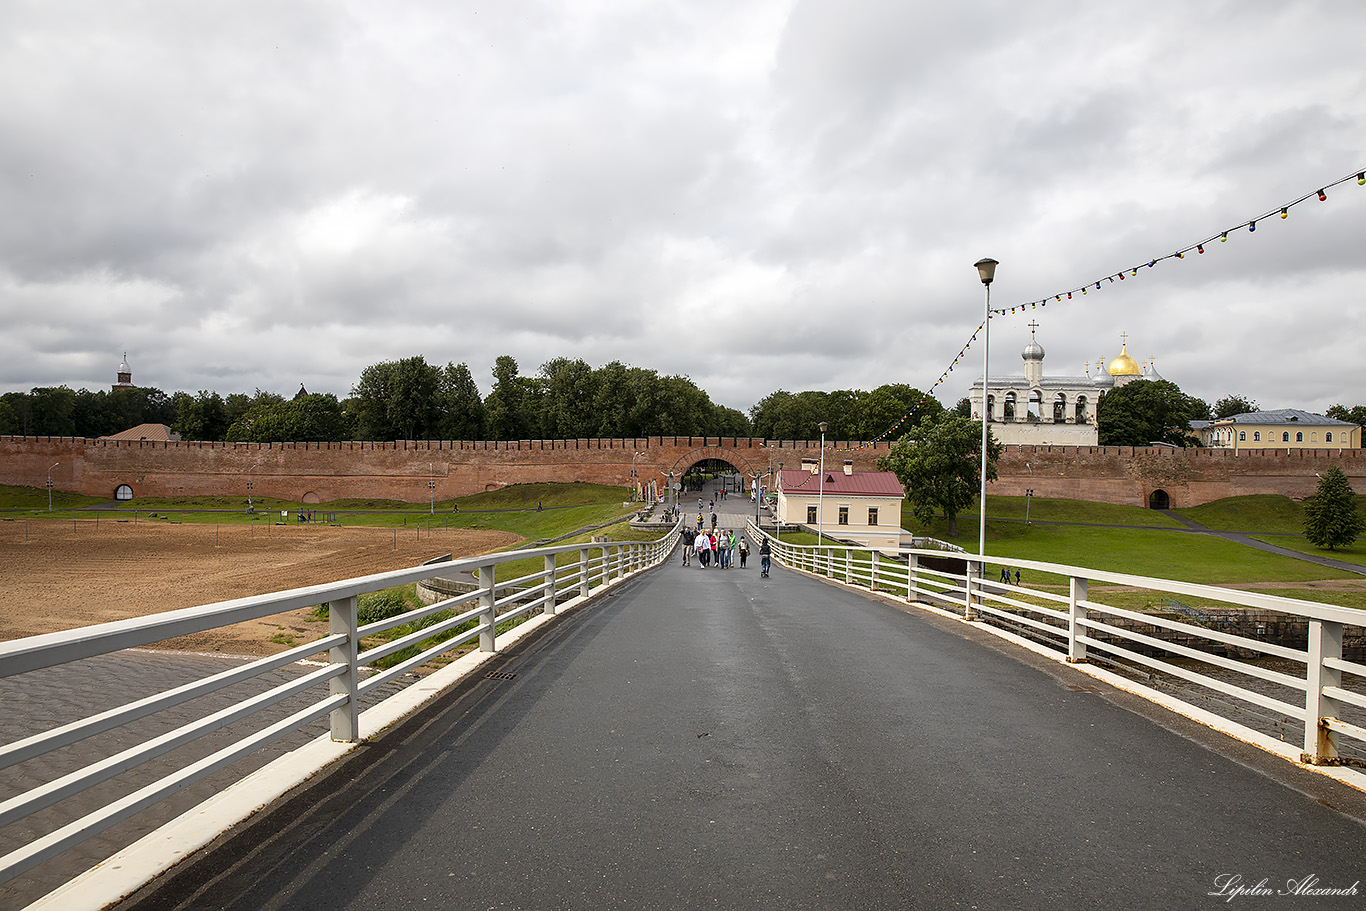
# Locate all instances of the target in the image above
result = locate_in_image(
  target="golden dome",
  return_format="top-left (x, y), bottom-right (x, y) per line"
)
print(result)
top-left (1108, 343), bottom-right (1140, 376)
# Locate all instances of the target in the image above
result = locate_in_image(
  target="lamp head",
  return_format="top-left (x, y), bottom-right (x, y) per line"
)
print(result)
top-left (818, 421), bottom-right (828, 434)
top-left (974, 258), bottom-right (999, 286)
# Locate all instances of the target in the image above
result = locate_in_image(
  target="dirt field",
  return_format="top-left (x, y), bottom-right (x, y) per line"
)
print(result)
top-left (0, 519), bottom-right (519, 655)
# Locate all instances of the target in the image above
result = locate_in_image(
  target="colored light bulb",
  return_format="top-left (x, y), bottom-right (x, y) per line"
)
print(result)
top-left (1118, 272), bottom-right (1125, 280)
top-left (1176, 251), bottom-right (1184, 259)
top-left (1067, 292), bottom-right (1072, 299)
top-left (1197, 244), bottom-right (1204, 254)
top-left (1249, 221), bottom-right (1256, 232)
top-left (1318, 189), bottom-right (1327, 201)
top-left (1280, 208), bottom-right (1288, 218)
top-left (1220, 232), bottom-right (1228, 242)
top-left (1359, 173), bottom-right (1365, 185)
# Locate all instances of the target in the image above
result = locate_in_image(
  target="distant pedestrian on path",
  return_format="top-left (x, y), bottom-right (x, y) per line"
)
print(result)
top-left (1000, 567), bottom-right (1010, 584)
top-left (695, 530), bottom-right (710, 566)
top-left (759, 537), bottom-right (771, 577)
top-left (1014, 569), bottom-right (1021, 586)
top-left (739, 537), bottom-right (749, 568)
top-left (682, 527), bottom-right (693, 565)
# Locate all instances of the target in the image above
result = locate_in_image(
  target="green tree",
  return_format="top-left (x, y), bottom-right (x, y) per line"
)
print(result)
top-left (352, 356), bottom-right (442, 440)
top-left (173, 390), bottom-right (230, 441)
top-left (1096, 379), bottom-right (1206, 447)
top-left (437, 362), bottom-right (485, 440)
top-left (711, 404), bottom-right (752, 437)
top-left (1212, 394), bottom-right (1258, 419)
top-left (856, 384), bottom-right (943, 441)
top-left (25, 386), bottom-right (77, 436)
top-left (537, 357), bottom-right (596, 438)
top-left (485, 355), bottom-right (540, 440)
top-left (954, 397), bottom-right (972, 418)
top-left (1303, 466), bottom-right (1365, 550)
top-left (877, 412), bottom-right (1002, 537)
top-left (225, 393), bottom-right (353, 442)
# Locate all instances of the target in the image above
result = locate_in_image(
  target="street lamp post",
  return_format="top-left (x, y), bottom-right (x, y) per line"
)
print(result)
top-left (974, 258), bottom-right (998, 563)
top-left (429, 462), bottom-right (435, 514)
top-left (1026, 488), bottom-right (1033, 525)
top-left (775, 462), bottom-right (783, 542)
top-left (47, 463), bottom-right (58, 511)
top-left (974, 259), bottom-right (998, 618)
top-left (816, 422), bottom-right (828, 548)
top-left (749, 469), bottom-right (771, 528)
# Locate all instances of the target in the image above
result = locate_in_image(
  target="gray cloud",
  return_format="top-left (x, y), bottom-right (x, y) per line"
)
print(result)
top-left (2, 0), bottom-right (1364, 422)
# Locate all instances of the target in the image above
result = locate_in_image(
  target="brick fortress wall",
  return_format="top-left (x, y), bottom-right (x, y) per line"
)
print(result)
top-left (2, 435), bottom-right (1360, 507)
top-left (0, 436), bottom-right (886, 504)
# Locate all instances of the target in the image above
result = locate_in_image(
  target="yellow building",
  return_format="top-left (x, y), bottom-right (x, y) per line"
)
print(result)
top-left (1199, 409), bottom-right (1360, 450)
top-left (776, 460), bottom-right (907, 553)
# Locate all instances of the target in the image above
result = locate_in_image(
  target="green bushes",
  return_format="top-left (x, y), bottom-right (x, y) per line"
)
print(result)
top-left (358, 589), bottom-right (412, 624)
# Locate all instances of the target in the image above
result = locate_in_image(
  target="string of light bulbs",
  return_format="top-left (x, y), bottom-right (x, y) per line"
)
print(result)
top-left (824, 167), bottom-right (1366, 454)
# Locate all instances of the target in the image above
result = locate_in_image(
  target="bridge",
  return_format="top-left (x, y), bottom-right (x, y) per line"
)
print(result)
top-left (3, 493), bottom-right (1366, 909)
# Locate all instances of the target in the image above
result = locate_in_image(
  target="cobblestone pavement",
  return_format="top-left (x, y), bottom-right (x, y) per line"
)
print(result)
top-left (0, 648), bottom-right (413, 909)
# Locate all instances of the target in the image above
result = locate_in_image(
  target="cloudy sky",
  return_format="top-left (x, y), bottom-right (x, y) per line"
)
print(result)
top-left (3, 0), bottom-right (1363, 422)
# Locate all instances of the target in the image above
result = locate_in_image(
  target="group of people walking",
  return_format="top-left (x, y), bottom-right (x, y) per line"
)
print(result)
top-left (679, 525), bottom-right (771, 575)
top-left (681, 526), bottom-right (747, 568)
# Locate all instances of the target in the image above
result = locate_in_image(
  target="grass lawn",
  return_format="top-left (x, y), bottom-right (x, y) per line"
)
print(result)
top-left (0, 484), bottom-right (107, 511)
top-left (1249, 535), bottom-right (1366, 567)
top-left (884, 496), bottom-right (1363, 585)
top-left (986, 495), bottom-right (1184, 528)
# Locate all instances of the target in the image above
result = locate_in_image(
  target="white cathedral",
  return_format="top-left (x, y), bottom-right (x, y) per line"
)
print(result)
top-left (969, 325), bottom-right (1162, 446)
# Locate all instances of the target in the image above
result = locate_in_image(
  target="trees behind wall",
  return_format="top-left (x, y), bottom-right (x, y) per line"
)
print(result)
top-left (878, 412), bottom-right (1002, 537)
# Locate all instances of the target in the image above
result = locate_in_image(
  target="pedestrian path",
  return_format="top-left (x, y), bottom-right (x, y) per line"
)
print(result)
top-left (109, 545), bottom-right (1366, 911)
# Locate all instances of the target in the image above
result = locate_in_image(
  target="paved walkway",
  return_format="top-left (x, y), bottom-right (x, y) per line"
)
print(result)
top-left (111, 540), bottom-right (1366, 910)
top-left (1157, 510), bottom-right (1366, 576)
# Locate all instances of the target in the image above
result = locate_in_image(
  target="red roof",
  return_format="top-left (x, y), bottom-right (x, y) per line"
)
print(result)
top-left (778, 469), bottom-right (904, 499)
top-left (102, 423), bottom-right (181, 442)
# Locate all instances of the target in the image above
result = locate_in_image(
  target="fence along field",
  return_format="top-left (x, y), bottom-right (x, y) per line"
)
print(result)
top-left (0, 519), bottom-right (517, 651)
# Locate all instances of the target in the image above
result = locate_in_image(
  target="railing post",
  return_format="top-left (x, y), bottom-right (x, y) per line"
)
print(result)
top-left (845, 549), bottom-right (852, 584)
top-left (579, 546), bottom-right (591, 597)
top-left (964, 559), bottom-right (978, 620)
top-left (907, 553), bottom-right (919, 602)
top-left (328, 595), bottom-right (359, 742)
top-left (1067, 576), bottom-right (1088, 663)
top-left (479, 563), bottom-right (497, 652)
top-left (543, 553), bottom-right (558, 615)
top-left (1302, 619), bottom-right (1343, 765)
top-left (870, 551), bottom-right (879, 591)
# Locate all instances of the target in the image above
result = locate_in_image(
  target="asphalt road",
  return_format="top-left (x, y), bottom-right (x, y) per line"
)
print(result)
top-left (114, 552), bottom-right (1366, 911)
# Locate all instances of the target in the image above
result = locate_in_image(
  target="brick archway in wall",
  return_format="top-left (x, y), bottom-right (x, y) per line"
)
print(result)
top-left (666, 445), bottom-right (761, 482)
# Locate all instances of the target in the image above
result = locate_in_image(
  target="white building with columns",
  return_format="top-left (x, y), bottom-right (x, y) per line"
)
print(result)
top-left (969, 327), bottom-right (1156, 446)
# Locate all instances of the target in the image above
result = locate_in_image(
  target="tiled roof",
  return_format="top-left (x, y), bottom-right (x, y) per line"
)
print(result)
top-left (778, 469), bottom-right (905, 498)
top-left (1211, 409), bottom-right (1355, 427)
top-left (102, 423), bottom-right (181, 441)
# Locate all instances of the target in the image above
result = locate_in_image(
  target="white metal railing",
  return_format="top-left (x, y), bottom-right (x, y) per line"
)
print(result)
top-left (746, 519), bottom-right (1366, 778)
top-left (0, 524), bottom-right (680, 888)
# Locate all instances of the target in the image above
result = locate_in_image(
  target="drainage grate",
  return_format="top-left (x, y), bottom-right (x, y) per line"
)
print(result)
top-left (485, 671), bottom-right (518, 681)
